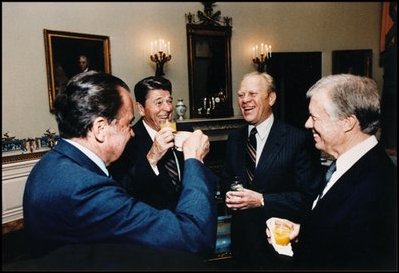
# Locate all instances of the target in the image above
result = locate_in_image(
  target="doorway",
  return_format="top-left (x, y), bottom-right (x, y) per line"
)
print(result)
top-left (267, 52), bottom-right (322, 129)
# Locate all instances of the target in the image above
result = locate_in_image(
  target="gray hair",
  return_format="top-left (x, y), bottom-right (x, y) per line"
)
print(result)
top-left (241, 71), bottom-right (276, 94)
top-left (306, 74), bottom-right (380, 135)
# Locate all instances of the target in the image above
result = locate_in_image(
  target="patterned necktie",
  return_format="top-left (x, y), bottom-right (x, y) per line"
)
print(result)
top-left (318, 160), bottom-right (336, 199)
top-left (164, 149), bottom-right (180, 191)
top-left (245, 127), bottom-right (257, 185)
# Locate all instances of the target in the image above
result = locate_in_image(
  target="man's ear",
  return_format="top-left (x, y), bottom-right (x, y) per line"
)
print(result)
top-left (268, 91), bottom-right (277, 107)
top-left (136, 102), bottom-right (146, 117)
top-left (92, 117), bottom-right (108, 143)
top-left (342, 115), bottom-right (357, 132)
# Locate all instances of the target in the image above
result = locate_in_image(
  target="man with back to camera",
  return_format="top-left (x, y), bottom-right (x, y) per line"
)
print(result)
top-left (222, 71), bottom-right (322, 268)
top-left (22, 71), bottom-right (218, 267)
top-left (266, 74), bottom-right (397, 270)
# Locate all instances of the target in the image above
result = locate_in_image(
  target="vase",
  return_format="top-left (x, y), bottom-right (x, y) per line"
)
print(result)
top-left (175, 98), bottom-right (187, 120)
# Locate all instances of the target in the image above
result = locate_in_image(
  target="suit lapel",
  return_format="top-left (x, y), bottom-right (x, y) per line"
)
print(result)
top-left (311, 146), bottom-right (380, 213)
top-left (134, 119), bottom-right (155, 152)
top-left (253, 120), bottom-right (285, 183)
top-left (236, 126), bottom-right (248, 185)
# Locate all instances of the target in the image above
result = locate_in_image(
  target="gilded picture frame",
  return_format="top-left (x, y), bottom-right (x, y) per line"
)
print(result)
top-left (332, 49), bottom-right (372, 78)
top-left (44, 29), bottom-right (111, 112)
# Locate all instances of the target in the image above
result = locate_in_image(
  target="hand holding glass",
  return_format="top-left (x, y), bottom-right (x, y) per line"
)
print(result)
top-left (273, 222), bottom-right (292, 246)
top-left (173, 131), bottom-right (192, 151)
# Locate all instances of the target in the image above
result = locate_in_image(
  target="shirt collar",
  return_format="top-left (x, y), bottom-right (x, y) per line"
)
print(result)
top-left (63, 138), bottom-right (109, 176)
top-left (249, 114), bottom-right (274, 141)
top-left (336, 135), bottom-right (378, 173)
top-left (142, 119), bottom-right (158, 141)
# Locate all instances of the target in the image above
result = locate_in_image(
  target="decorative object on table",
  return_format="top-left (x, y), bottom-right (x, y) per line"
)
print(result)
top-left (2, 131), bottom-right (16, 141)
top-left (196, 89), bottom-right (228, 118)
top-left (23, 138), bottom-right (37, 153)
top-left (175, 98), bottom-right (187, 120)
top-left (150, 39), bottom-right (172, 76)
top-left (44, 128), bottom-right (57, 149)
top-left (252, 43), bottom-right (272, 72)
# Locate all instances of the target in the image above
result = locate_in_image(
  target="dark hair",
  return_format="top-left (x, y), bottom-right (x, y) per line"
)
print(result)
top-left (133, 76), bottom-right (172, 105)
top-left (53, 71), bottom-right (130, 138)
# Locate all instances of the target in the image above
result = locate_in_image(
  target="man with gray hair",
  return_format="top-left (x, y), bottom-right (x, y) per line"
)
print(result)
top-left (266, 74), bottom-right (397, 270)
top-left (223, 71), bottom-right (322, 268)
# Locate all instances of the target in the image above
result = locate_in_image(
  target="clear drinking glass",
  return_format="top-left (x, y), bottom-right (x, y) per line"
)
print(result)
top-left (230, 176), bottom-right (244, 191)
top-left (273, 221), bottom-right (292, 246)
top-left (159, 117), bottom-right (176, 132)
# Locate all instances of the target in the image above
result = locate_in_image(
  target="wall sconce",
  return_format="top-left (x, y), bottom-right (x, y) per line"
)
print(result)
top-left (150, 39), bottom-right (172, 76)
top-left (252, 43), bottom-right (272, 72)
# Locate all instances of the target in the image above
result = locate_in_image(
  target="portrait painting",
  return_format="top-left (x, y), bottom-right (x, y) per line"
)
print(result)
top-left (44, 29), bottom-right (111, 112)
top-left (332, 49), bottom-right (372, 78)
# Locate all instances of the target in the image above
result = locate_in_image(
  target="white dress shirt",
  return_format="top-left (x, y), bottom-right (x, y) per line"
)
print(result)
top-left (312, 135), bottom-right (378, 209)
top-left (248, 114), bottom-right (274, 166)
top-left (143, 120), bottom-right (181, 179)
top-left (63, 138), bottom-right (109, 177)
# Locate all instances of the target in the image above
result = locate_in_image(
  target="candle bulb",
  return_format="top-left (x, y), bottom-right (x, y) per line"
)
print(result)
top-left (261, 43), bottom-right (264, 55)
top-left (149, 38), bottom-right (172, 76)
top-left (252, 47), bottom-right (255, 59)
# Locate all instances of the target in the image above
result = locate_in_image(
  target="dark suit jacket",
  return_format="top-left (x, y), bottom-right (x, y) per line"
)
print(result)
top-left (294, 143), bottom-right (397, 270)
top-left (109, 119), bottom-right (185, 210)
top-left (222, 119), bottom-right (322, 266)
top-left (23, 139), bottom-right (218, 258)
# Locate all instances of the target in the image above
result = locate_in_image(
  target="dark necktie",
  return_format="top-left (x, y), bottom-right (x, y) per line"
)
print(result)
top-left (164, 149), bottom-right (180, 191)
top-left (318, 160), bottom-right (337, 199)
top-left (245, 127), bottom-right (257, 185)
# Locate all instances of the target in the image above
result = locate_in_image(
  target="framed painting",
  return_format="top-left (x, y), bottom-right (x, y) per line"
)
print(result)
top-left (332, 49), bottom-right (372, 78)
top-left (44, 29), bottom-right (111, 112)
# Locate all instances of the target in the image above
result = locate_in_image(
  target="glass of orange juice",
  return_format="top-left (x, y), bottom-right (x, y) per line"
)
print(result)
top-left (273, 222), bottom-right (292, 246)
top-left (159, 118), bottom-right (176, 132)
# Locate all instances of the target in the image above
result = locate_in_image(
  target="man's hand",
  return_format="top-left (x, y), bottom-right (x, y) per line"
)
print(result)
top-left (147, 127), bottom-right (174, 166)
top-left (182, 130), bottom-right (210, 162)
top-left (265, 217), bottom-right (300, 245)
top-left (225, 189), bottom-right (264, 210)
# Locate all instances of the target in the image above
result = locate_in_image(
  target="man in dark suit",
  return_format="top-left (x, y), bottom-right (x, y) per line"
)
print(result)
top-left (266, 74), bottom-right (397, 270)
top-left (108, 76), bottom-right (186, 210)
top-left (23, 71), bottom-right (218, 264)
top-left (223, 72), bottom-right (322, 268)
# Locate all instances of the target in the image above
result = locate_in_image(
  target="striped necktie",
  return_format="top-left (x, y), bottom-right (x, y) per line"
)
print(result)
top-left (164, 149), bottom-right (180, 191)
top-left (245, 127), bottom-right (257, 185)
